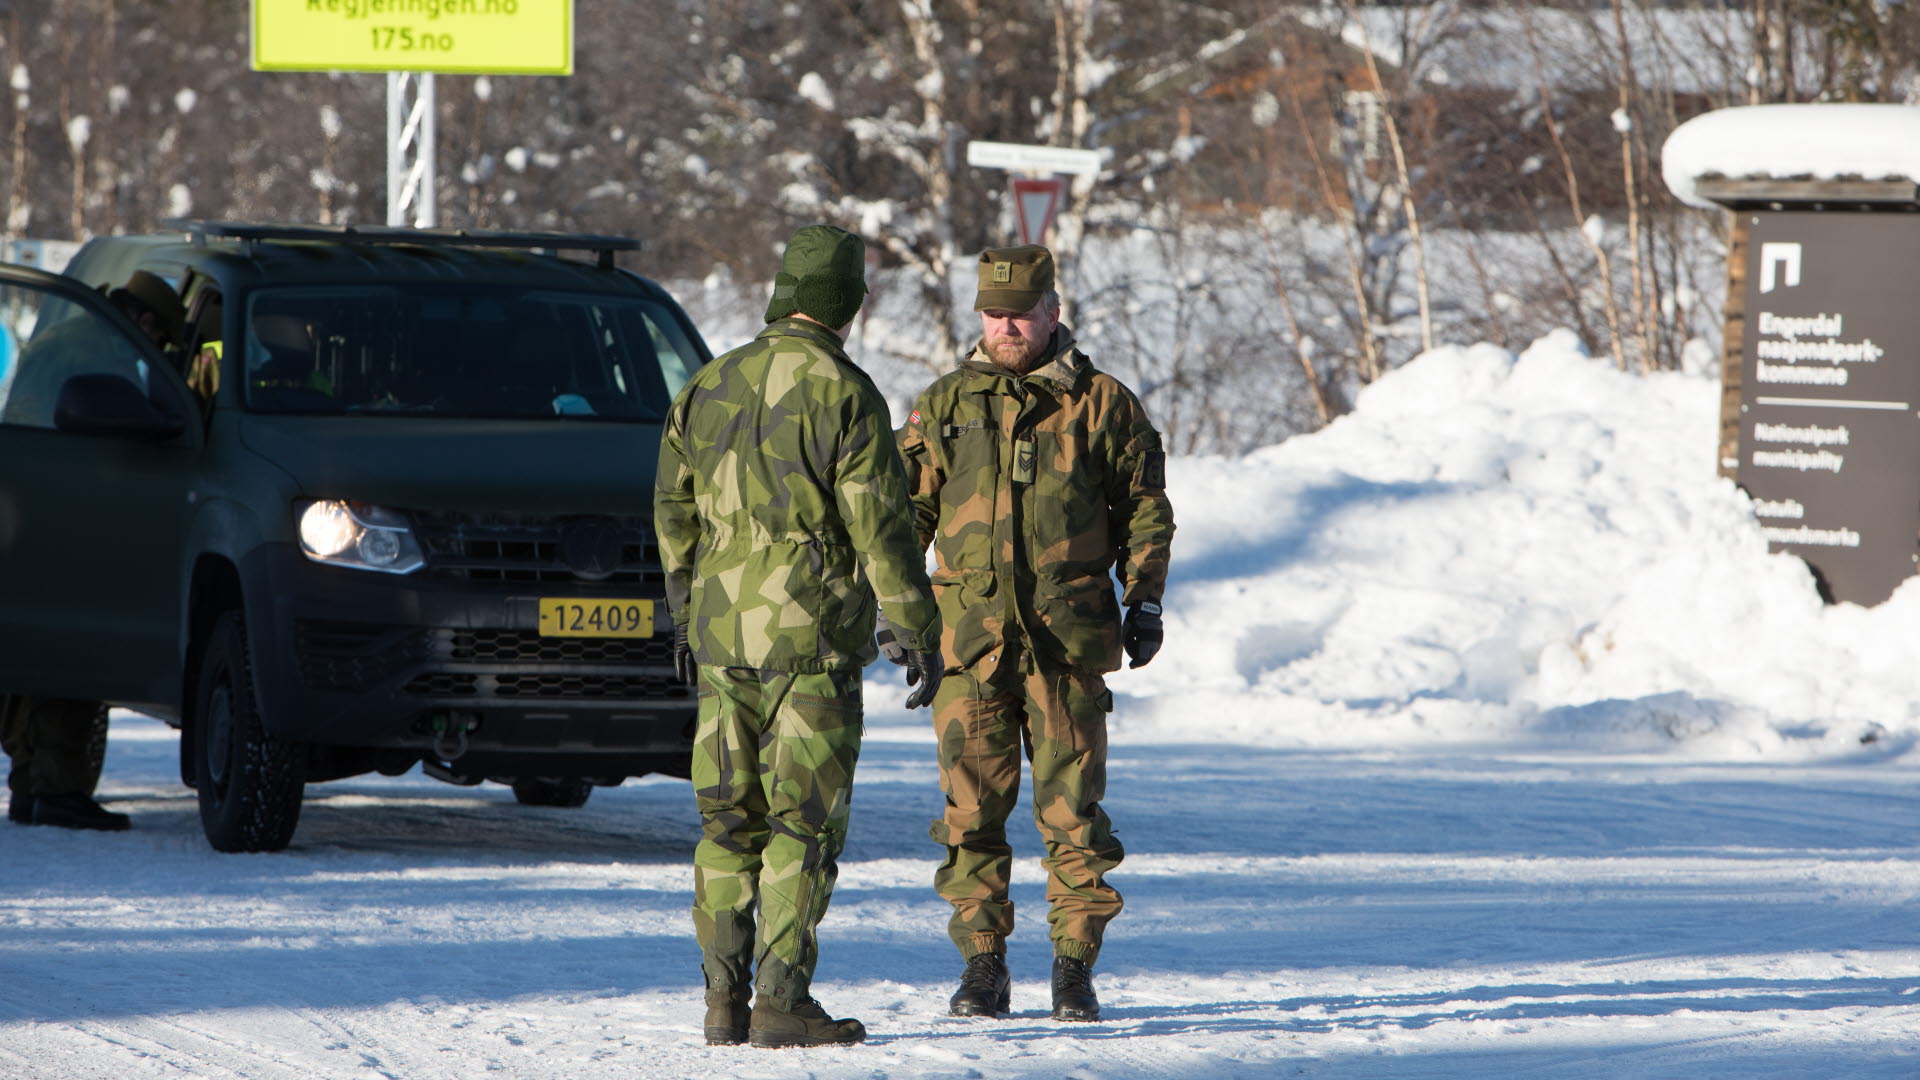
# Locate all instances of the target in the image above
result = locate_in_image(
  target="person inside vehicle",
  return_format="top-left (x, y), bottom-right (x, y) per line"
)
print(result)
top-left (247, 312), bottom-right (333, 407)
top-left (185, 298), bottom-right (223, 405)
top-left (0, 269), bottom-right (186, 427)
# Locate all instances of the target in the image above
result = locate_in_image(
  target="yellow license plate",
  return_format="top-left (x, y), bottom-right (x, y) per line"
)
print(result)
top-left (538, 598), bottom-right (655, 638)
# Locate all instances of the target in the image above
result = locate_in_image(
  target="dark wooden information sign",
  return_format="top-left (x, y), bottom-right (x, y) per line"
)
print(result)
top-left (1738, 211), bottom-right (1920, 605)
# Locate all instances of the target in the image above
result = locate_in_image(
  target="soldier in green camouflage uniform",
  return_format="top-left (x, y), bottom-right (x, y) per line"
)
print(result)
top-left (655, 224), bottom-right (942, 1049)
top-left (897, 245), bottom-right (1175, 1022)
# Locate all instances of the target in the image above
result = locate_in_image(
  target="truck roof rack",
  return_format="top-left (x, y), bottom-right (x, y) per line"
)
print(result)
top-left (159, 219), bottom-right (640, 269)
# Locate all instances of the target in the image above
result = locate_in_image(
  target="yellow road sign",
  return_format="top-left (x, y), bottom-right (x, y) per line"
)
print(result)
top-left (252, 0), bottom-right (573, 76)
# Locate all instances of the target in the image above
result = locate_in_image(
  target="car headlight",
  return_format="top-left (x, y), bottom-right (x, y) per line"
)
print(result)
top-left (296, 500), bottom-right (425, 574)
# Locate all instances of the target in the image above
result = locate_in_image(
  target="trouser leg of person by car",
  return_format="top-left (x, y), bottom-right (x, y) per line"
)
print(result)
top-left (689, 667), bottom-right (761, 1046)
top-left (1027, 669), bottom-right (1125, 960)
top-left (2, 696), bottom-right (127, 830)
top-left (930, 654), bottom-right (1123, 1012)
top-left (929, 663), bottom-right (1025, 960)
top-left (689, 665), bottom-right (867, 1047)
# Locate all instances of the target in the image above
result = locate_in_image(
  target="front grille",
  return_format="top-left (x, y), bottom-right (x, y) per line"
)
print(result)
top-left (402, 672), bottom-right (480, 696)
top-left (495, 673), bottom-right (687, 699)
top-left (401, 671), bottom-right (687, 701)
top-left (297, 597), bottom-right (688, 704)
top-left (297, 620), bottom-right (434, 692)
top-left (411, 511), bottom-right (661, 586)
top-left (448, 629), bottom-right (670, 665)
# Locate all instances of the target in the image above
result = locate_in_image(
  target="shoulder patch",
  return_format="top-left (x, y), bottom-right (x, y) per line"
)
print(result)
top-left (1140, 449), bottom-right (1166, 492)
top-left (909, 408), bottom-right (921, 426)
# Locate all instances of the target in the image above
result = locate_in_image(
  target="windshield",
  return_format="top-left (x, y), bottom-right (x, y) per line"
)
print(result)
top-left (241, 285), bottom-right (703, 419)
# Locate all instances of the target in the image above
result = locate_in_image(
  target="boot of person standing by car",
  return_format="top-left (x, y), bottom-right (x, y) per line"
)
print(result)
top-left (3, 696), bottom-right (128, 830)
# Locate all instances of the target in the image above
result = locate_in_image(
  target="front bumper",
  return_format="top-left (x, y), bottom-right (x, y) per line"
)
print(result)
top-left (241, 542), bottom-right (694, 765)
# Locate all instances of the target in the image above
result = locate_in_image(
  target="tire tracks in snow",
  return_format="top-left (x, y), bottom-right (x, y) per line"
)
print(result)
top-left (20, 1002), bottom-right (443, 1080)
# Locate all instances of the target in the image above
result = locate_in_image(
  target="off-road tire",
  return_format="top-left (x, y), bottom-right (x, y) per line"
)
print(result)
top-left (195, 611), bottom-right (306, 852)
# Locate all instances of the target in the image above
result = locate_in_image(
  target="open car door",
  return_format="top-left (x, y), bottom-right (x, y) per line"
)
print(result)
top-left (0, 264), bottom-right (202, 708)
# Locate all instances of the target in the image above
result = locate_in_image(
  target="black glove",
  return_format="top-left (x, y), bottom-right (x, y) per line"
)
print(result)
top-left (673, 622), bottom-right (697, 686)
top-left (875, 613), bottom-right (907, 666)
top-left (1122, 603), bottom-right (1163, 669)
top-left (903, 649), bottom-right (943, 710)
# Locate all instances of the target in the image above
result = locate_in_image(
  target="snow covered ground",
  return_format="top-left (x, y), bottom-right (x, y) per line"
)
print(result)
top-left (4, 333), bottom-right (1917, 1078)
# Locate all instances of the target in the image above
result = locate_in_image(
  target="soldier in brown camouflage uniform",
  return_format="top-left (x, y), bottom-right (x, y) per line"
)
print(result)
top-left (656, 224), bottom-right (942, 1048)
top-left (896, 244), bottom-right (1175, 1022)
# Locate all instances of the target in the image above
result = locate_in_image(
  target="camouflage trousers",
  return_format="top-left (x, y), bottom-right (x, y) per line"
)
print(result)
top-left (929, 651), bottom-right (1123, 963)
top-left (690, 665), bottom-right (862, 1010)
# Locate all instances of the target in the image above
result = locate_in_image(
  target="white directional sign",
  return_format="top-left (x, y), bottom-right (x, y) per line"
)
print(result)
top-left (966, 140), bottom-right (1103, 177)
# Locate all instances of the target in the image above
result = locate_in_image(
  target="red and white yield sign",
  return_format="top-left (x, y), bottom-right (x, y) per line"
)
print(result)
top-left (1009, 177), bottom-right (1066, 246)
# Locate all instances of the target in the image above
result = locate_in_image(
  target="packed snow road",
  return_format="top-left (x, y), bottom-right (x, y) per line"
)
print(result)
top-left (1, 709), bottom-right (1914, 1079)
top-left (8, 338), bottom-right (1920, 1076)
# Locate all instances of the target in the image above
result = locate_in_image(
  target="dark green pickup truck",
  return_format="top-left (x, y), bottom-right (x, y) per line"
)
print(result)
top-left (0, 222), bottom-right (711, 851)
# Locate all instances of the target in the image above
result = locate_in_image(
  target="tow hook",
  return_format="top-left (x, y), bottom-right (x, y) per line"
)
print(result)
top-left (430, 711), bottom-right (479, 761)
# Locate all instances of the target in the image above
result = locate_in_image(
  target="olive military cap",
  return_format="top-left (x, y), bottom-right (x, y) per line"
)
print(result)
top-left (764, 224), bottom-right (868, 329)
top-left (973, 244), bottom-right (1054, 313)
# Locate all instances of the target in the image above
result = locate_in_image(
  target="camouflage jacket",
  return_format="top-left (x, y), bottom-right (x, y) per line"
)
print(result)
top-left (898, 325), bottom-right (1174, 673)
top-left (655, 317), bottom-right (938, 673)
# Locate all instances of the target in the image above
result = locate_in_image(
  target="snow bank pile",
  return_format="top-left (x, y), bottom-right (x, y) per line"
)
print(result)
top-left (1121, 330), bottom-right (1920, 759)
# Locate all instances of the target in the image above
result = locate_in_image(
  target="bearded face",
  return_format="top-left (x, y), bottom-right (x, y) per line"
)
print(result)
top-left (978, 297), bottom-right (1059, 374)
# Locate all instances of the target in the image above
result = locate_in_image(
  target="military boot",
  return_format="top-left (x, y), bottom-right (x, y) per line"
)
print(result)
top-left (747, 997), bottom-right (867, 1048)
top-left (703, 988), bottom-right (751, 1046)
top-left (1050, 956), bottom-right (1099, 1022)
top-left (32, 793), bottom-right (130, 831)
top-left (7, 792), bottom-right (34, 825)
top-left (948, 953), bottom-right (1010, 1017)
top-left (700, 941), bottom-right (754, 1046)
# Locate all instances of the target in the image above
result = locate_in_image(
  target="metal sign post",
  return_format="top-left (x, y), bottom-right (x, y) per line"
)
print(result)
top-left (386, 72), bottom-right (435, 228)
top-left (858, 244), bottom-right (881, 341)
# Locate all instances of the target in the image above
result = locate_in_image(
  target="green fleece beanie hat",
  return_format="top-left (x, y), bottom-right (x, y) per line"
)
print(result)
top-left (764, 224), bottom-right (868, 328)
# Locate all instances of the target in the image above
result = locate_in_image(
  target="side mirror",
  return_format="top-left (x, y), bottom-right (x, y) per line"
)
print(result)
top-left (53, 373), bottom-right (186, 442)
